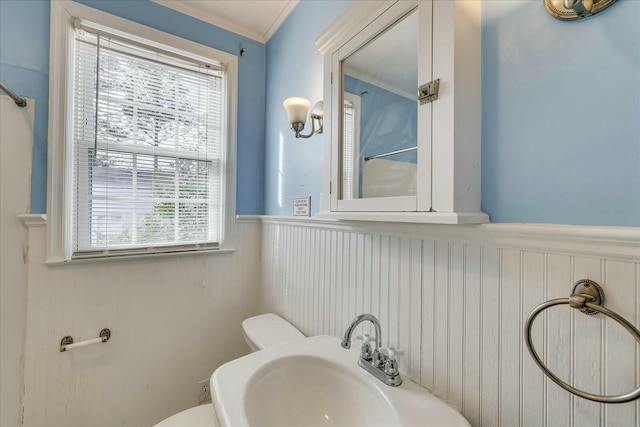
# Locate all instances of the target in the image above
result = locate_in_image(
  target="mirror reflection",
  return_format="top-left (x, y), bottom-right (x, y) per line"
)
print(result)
top-left (341, 9), bottom-right (417, 200)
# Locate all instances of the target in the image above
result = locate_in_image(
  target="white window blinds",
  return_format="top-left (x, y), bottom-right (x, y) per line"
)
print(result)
top-left (72, 22), bottom-right (225, 258)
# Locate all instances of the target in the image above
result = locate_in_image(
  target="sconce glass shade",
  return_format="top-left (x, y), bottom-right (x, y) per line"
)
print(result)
top-left (283, 97), bottom-right (323, 139)
top-left (283, 97), bottom-right (311, 125)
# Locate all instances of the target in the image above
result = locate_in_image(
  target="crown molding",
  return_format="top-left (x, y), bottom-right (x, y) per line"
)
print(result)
top-left (264, 0), bottom-right (298, 42)
top-left (152, 0), bottom-right (298, 43)
top-left (315, 0), bottom-right (392, 54)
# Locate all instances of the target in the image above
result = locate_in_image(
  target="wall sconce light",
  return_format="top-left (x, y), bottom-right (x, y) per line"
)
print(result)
top-left (283, 97), bottom-right (323, 139)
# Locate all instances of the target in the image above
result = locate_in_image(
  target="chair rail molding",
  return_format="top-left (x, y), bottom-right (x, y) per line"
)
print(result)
top-left (253, 215), bottom-right (640, 261)
top-left (17, 214), bottom-right (47, 227)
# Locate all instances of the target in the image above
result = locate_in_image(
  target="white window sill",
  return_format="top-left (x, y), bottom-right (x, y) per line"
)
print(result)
top-left (18, 214), bottom-right (236, 265)
top-left (44, 247), bottom-right (236, 266)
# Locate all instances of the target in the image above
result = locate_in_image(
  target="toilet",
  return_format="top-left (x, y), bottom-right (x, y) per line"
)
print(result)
top-left (154, 314), bottom-right (304, 426)
top-left (241, 313), bottom-right (305, 352)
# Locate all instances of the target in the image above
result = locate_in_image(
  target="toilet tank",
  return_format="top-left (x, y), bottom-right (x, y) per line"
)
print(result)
top-left (242, 313), bottom-right (304, 352)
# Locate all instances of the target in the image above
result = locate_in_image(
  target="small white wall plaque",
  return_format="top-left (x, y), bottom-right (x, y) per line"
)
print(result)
top-left (293, 197), bottom-right (311, 216)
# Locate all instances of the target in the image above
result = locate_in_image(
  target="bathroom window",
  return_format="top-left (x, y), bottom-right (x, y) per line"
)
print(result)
top-left (47, 1), bottom-right (238, 261)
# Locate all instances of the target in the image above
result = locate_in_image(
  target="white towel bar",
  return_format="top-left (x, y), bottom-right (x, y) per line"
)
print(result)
top-left (60, 328), bottom-right (111, 352)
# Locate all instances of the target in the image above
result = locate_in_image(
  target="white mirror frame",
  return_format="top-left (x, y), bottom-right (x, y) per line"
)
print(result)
top-left (316, 0), bottom-right (489, 225)
top-left (335, 2), bottom-right (423, 213)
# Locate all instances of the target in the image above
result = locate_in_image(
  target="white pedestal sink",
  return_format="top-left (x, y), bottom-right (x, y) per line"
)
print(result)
top-left (211, 335), bottom-right (470, 427)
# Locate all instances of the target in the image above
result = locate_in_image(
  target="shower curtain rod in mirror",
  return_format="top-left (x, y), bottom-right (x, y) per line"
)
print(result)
top-left (364, 146), bottom-right (417, 162)
top-left (0, 81), bottom-right (27, 107)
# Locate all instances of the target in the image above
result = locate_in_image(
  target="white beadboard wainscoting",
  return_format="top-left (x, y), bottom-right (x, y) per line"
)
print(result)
top-left (1, 97), bottom-right (34, 427)
top-left (259, 216), bottom-right (640, 427)
top-left (18, 217), bottom-right (261, 427)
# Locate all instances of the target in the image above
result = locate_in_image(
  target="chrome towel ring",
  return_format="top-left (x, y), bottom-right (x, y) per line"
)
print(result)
top-left (525, 279), bottom-right (640, 404)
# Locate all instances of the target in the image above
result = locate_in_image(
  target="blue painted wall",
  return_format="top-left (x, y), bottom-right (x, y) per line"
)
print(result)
top-left (264, 0), bottom-right (351, 216)
top-left (265, 0), bottom-right (640, 226)
top-left (482, 0), bottom-right (639, 226)
top-left (3, 0), bottom-right (638, 225)
top-left (0, 0), bottom-right (50, 214)
top-left (0, 0), bottom-right (266, 215)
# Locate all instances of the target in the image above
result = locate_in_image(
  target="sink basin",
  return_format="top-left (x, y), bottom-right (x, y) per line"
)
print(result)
top-left (211, 335), bottom-right (470, 427)
top-left (245, 354), bottom-right (397, 426)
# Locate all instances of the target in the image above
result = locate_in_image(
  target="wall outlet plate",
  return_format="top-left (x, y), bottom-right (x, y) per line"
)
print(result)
top-left (197, 378), bottom-right (211, 404)
top-left (198, 382), bottom-right (211, 404)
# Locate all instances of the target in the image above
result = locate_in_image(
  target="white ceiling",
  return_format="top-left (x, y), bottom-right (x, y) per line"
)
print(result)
top-left (152, 0), bottom-right (299, 43)
top-left (152, 0), bottom-right (416, 98)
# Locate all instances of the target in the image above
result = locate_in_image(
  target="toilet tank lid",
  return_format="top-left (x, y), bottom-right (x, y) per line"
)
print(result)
top-left (242, 313), bottom-right (304, 349)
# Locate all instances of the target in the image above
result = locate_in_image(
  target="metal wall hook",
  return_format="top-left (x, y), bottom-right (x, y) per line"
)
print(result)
top-left (545, 0), bottom-right (620, 21)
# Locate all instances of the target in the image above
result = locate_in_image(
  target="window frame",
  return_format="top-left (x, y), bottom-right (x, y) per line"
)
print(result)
top-left (47, 1), bottom-right (238, 263)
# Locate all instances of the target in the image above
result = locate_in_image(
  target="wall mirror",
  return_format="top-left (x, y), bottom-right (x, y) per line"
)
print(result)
top-left (318, 0), bottom-right (488, 224)
top-left (340, 8), bottom-right (418, 202)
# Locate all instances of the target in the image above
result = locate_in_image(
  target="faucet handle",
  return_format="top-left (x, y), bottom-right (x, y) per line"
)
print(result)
top-left (380, 347), bottom-right (404, 361)
top-left (356, 333), bottom-right (376, 361)
top-left (356, 333), bottom-right (377, 346)
top-left (380, 347), bottom-right (404, 376)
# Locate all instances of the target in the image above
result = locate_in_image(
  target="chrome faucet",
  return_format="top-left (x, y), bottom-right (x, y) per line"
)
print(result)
top-left (341, 313), bottom-right (382, 351)
top-left (341, 314), bottom-right (402, 386)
